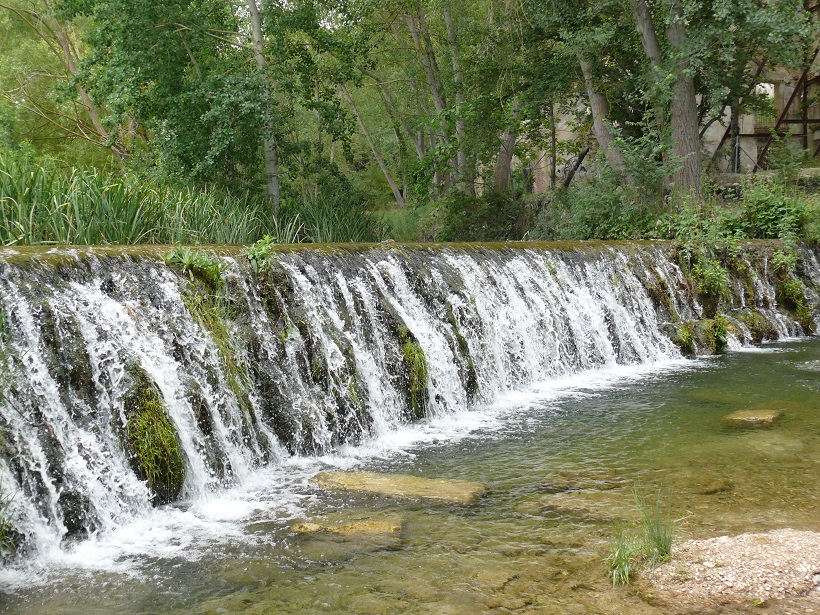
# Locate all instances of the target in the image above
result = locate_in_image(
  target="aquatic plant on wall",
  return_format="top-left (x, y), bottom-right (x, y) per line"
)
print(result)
top-left (122, 365), bottom-right (185, 505)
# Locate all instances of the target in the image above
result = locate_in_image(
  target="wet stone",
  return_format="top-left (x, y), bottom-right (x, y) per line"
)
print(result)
top-left (291, 518), bottom-right (404, 538)
top-left (722, 409), bottom-right (783, 428)
top-left (693, 480), bottom-right (734, 495)
top-left (310, 471), bottom-right (486, 504)
top-left (541, 469), bottom-right (624, 493)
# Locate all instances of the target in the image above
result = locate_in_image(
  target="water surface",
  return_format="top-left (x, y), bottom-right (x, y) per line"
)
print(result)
top-left (2, 339), bottom-right (819, 614)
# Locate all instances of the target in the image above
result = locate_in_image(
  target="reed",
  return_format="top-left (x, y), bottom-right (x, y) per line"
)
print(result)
top-left (0, 152), bottom-right (274, 246)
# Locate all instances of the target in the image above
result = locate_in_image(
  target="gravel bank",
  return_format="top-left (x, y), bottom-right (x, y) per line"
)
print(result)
top-left (646, 528), bottom-right (820, 605)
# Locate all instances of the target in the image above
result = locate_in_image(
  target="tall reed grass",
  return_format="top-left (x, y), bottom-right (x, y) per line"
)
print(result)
top-left (0, 152), bottom-right (276, 246)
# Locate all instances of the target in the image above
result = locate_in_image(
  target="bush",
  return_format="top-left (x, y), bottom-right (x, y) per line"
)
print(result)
top-left (531, 169), bottom-right (661, 241)
top-left (437, 191), bottom-right (529, 242)
top-left (733, 178), bottom-right (807, 240)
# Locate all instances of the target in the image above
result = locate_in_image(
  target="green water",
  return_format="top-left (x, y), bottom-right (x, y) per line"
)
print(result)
top-left (3, 340), bottom-right (819, 614)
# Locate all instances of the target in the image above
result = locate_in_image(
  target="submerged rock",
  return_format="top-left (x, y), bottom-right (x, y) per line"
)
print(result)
top-left (524, 489), bottom-right (637, 522)
top-left (541, 469), bottom-right (625, 493)
top-left (292, 518), bottom-right (404, 538)
top-left (310, 471), bottom-right (486, 504)
top-left (693, 479), bottom-right (734, 495)
top-left (722, 409), bottom-right (783, 428)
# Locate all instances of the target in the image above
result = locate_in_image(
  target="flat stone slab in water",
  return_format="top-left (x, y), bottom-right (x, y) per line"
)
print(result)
top-left (292, 518), bottom-right (404, 537)
top-left (311, 471), bottom-right (486, 504)
top-left (722, 409), bottom-right (783, 428)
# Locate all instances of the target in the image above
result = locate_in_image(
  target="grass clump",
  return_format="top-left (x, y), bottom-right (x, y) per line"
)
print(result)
top-left (0, 150), bottom-right (275, 246)
top-left (164, 247), bottom-right (230, 292)
top-left (123, 367), bottom-right (185, 504)
top-left (607, 488), bottom-right (673, 586)
top-left (401, 339), bottom-right (429, 420)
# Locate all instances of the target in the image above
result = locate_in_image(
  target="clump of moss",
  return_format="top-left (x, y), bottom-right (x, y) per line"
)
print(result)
top-left (671, 321), bottom-right (695, 355)
top-left (447, 310), bottom-right (478, 399)
top-left (123, 368), bottom-right (185, 504)
top-left (401, 340), bottom-right (429, 420)
top-left (0, 481), bottom-right (15, 558)
top-left (704, 313), bottom-right (729, 354)
top-left (691, 258), bottom-right (728, 318)
top-left (738, 309), bottom-right (778, 343)
top-left (776, 276), bottom-right (815, 332)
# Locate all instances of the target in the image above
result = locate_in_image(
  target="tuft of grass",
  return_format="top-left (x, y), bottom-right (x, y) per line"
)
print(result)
top-left (607, 487), bottom-right (674, 585)
top-left (607, 523), bottom-right (639, 586)
top-left (636, 488), bottom-right (673, 566)
top-left (163, 246), bottom-right (230, 292)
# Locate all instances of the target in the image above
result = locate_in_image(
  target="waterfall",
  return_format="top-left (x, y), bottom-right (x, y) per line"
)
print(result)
top-left (0, 241), bottom-right (817, 558)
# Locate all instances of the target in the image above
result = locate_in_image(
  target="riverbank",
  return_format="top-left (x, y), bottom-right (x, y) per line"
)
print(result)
top-left (643, 528), bottom-right (820, 614)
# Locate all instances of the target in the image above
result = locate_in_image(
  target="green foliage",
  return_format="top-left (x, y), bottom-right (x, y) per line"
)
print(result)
top-left (531, 167), bottom-right (661, 241)
top-left (437, 192), bottom-right (529, 242)
top-left (0, 151), bottom-right (275, 246)
top-left (401, 340), bottom-right (428, 420)
top-left (733, 178), bottom-right (807, 240)
top-left (674, 322), bottom-right (695, 355)
top-left (706, 313), bottom-right (729, 354)
top-left (163, 247), bottom-right (229, 293)
top-left (692, 258), bottom-right (728, 304)
top-left (607, 488), bottom-right (673, 586)
top-left (123, 368), bottom-right (185, 504)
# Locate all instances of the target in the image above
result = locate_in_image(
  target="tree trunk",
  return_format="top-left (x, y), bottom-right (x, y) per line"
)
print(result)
top-left (666, 1), bottom-right (702, 201)
top-left (405, 10), bottom-right (447, 116)
top-left (632, 1), bottom-right (663, 69)
top-left (340, 85), bottom-right (406, 208)
top-left (561, 145), bottom-right (590, 189)
top-left (247, 0), bottom-right (281, 212)
top-left (492, 99), bottom-right (521, 193)
top-left (443, 1), bottom-right (473, 194)
top-left (578, 54), bottom-right (626, 173)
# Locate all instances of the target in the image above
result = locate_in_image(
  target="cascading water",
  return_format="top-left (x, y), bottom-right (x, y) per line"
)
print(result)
top-left (0, 240), bottom-right (818, 565)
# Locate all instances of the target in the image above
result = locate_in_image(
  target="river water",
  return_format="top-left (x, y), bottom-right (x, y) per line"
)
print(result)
top-left (2, 338), bottom-right (818, 614)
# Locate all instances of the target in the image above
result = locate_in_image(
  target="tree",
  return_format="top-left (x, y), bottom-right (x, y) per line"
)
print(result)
top-left (0, 0), bottom-right (129, 161)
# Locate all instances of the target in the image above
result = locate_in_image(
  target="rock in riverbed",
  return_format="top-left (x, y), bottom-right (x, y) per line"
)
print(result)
top-left (722, 409), bottom-right (783, 428)
top-left (292, 518), bottom-right (404, 538)
top-left (310, 471), bottom-right (486, 504)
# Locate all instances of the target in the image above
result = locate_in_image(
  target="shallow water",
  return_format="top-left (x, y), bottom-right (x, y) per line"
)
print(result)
top-left (1, 339), bottom-right (819, 614)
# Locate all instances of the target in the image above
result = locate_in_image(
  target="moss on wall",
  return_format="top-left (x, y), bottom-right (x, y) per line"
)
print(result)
top-left (123, 366), bottom-right (185, 505)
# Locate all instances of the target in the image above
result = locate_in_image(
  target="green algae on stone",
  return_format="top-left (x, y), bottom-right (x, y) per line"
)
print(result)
top-left (292, 517), bottom-right (404, 539)
top-left (123, 366), bottom-right (185, 504)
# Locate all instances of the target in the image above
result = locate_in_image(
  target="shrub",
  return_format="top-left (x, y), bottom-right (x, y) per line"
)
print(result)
top-left (437, 191), bottom-right (529, 242)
